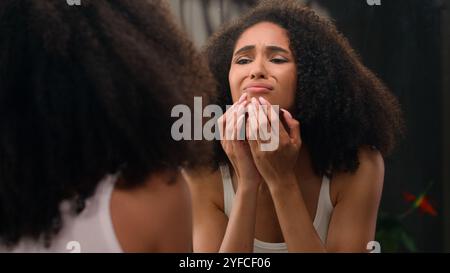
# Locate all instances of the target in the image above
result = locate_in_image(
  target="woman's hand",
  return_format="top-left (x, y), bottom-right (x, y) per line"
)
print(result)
top-left (218, 93), bottom-right (263, 191)
top-left (246, 97), bottom-right (302, 190)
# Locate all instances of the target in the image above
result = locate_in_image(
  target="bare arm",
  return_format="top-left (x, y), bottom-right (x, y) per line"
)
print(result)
top-left (183, 168), bottom-right (259, 253)
top-left (269, 146), bottom-right (384, 252)
top-left (219, 179), bottom-right (258, 252)
top-left (323, 147), bottom-right (384, 252)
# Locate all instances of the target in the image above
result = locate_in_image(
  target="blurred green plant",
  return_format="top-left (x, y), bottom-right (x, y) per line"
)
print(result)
top-left (375, 181), bottom-right (437, 252)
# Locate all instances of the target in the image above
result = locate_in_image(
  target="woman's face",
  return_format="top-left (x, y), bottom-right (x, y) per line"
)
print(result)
top-left (229, 22), bottom-right (297, 110)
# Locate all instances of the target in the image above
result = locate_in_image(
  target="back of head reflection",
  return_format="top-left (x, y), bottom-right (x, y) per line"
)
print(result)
top-left (0, 0), bottom-right (215, 252)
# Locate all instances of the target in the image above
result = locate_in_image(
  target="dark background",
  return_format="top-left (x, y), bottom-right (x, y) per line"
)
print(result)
top-left (315, 0), bottom-right (448, 253)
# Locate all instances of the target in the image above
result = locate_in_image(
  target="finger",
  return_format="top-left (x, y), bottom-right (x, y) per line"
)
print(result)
top-left (236, 100), bottom-right (247, 117)
top-left (257, 97), bottom-right (289, 143)
top-left (235, 101), bottom-right (248, 140)
top-left (248, 135), bottom-right (259, 156)
top-left (236, 114), bottom-right (246, 141)
top-left (250, 97), bottom-right (267, 142)
top-left (222, 100), bottom-right (243, 141)
top-left (252, 98), bottom-right (276, 143)
top-left (281, 109), bottom-right (301, 145)
top-left (247, 100), bottom-right (259, 141)
top-left (257, 97), bottom-right (278, 140)
top-left (238, 93), bottom-right (248, 104)
top-left (226, 105), bottom-right (239, 141)
top-left (218, 114), bottom-right (226, 141)
top-left (257, 108), bottom-right (271, 142)
top-left (257, 97), bottom-right (269, 117)
top-left (224, 101), bottom-right (238, 117)
top-left (246, 116), bottom-right (259, 155)
top-left (258, 97), bottom-right (276, 125)
top-left (250, 97), bottom-right (260, 117)
top-left (231, 111), bottom-right (238, 141)
top-left (225, 115), bottom-right (234, 141)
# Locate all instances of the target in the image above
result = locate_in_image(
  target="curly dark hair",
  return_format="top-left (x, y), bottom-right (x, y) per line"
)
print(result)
top-left (204, 0), bottom-right (405, 175)
top-left (0, 0), bottom-right (215, 247)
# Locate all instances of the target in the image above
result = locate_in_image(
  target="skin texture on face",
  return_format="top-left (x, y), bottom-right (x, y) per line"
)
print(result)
top-left (229, 22), bottom-right (297, 111)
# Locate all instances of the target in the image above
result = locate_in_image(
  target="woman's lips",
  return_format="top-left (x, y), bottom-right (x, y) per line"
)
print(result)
top-left (245, 87), bottom-right (272, 94)
top-left (243, 83), bottom-right (274, 94)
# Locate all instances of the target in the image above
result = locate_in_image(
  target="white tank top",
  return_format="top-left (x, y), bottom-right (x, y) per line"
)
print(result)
top-left (219, 164), bottom-right (334, 253)
top-left (0, 174), bottom-right (123, 253)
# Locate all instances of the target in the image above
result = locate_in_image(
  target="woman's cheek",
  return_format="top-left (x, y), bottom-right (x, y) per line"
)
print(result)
top-left (228, 72), bottom-right (240, 102)
top-left (229, 81), bottom-right (240, 101)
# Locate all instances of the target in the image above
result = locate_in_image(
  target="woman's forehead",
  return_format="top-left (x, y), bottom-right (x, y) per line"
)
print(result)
top-left (234, 22), bottom-right (290, 52)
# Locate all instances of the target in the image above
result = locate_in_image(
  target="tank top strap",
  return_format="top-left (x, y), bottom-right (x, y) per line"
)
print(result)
top-left (219, 164), bottom-right (235, 217)
top-left (97, 174), bottom-right (123, 252)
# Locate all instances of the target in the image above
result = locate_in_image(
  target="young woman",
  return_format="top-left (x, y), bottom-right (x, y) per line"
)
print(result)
top-left (0, 0), bottom-right (215, 252)
top-left (185, 0), bottom-right (404, 253)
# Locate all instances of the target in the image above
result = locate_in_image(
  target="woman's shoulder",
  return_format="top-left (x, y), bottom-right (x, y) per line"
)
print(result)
top-left (330, 145), bottom-right (385, 205)
top-left (182, 167), bottom-right (225, 211)
top-left (111, 172), bottom-right (194, 252)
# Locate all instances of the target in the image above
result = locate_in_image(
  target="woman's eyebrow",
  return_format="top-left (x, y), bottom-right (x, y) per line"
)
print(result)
top-left (233, 45), bottom-right (255, 56)
top-left (265, 45), bottom-right (290, 54)
top-left (233, 45), bottom-right (290, 56)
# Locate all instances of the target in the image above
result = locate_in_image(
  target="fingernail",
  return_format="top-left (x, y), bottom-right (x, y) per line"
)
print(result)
top-left (281, 108), bottom-right (293, 119)
top-left (238, 93), bottom-right (247, 103)
top-left (258, 97), bottom-right (268, 105)
top-left (251, 97), bottom-right (258, 105)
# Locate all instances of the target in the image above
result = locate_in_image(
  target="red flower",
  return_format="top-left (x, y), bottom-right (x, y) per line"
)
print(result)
top-left (403, 192), bottom-right (437, 216)
top-left (403, 192), bottom-right (416, 202)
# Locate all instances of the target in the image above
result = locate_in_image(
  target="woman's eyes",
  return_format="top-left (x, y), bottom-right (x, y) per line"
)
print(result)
top-left (270, 58), bottom-right (288, 64)
top-left (236, 58), bottom-right (252, 65)
top-left (235, 57), bottom-right (288, 65)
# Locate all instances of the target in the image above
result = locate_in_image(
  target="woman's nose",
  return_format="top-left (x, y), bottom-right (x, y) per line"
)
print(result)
top-left (250, 59), bottom-right (268, 79)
